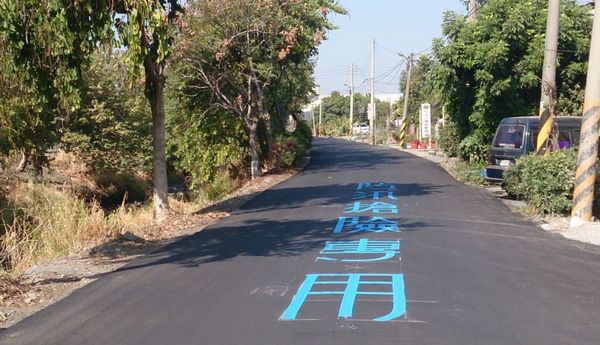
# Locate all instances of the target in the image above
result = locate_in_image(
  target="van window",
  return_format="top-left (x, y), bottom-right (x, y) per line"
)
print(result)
top-left (493, 125), bottom-right (525, 149)
top-left (532, 131), bottom-right (575, 150)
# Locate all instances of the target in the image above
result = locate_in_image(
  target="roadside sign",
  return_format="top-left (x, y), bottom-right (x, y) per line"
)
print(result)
top-left (421, 103), bottom-right (431, 138)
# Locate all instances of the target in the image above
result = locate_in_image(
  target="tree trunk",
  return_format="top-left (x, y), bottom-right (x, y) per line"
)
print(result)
top-left (145, 58), bottom-right (170, 223)
top-left (16, 150), bottom-right (28, 172)
top-left (263, 114), bottom-right (275, 159)
top-left (248, 121), bottom-right (261, 179)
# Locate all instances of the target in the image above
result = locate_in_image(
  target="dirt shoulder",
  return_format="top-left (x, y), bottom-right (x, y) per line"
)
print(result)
top-left (0, 166), bottom-right (303, 330)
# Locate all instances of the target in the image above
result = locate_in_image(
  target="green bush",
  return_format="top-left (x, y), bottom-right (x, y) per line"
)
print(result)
top-left (453, 160), bottom-right (486, 185)
top-left (459, 129), bottom-right (490, 164)
top-left (291, 119), bottom-right (312, 157)
top-left (504, 149), bottom-right (577, 215)
top-left (438, 124), bottom-right (460, 157)
top-left (322, 116), bottom-right (349, 137)
top-left (272, 136), bottom-right (297, 168)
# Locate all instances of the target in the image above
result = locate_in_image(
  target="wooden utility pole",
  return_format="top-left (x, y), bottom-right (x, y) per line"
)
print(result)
top-left (370, 39), bottom-right (376, 145)
top-left (468, 0), bottom-right (477, 21)
top-left (350, 63), bottom-right (354, 135)
top-left (536, 0), bottom-right (560, 155)
top-left (399, 53), bottom-right (413, 149)
top-left (571, 8), bottom-right (600, 227)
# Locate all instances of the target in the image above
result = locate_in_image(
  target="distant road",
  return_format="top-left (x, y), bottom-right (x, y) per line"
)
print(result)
top-left (2, 138), bottom-right (600, 345)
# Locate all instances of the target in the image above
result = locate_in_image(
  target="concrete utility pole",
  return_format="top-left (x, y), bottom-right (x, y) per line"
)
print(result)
top-left (319, 99), bottom-right (322, 136)
top-left (387, 98), bottom-right (392, 129)
top-left (399, 53), bottom-right (413, 149)
top-left (536, 0), bottom-right (560, 155)
top-left (350, 63), bottom-right (354, 135)
top-left (468, 0), bottom-right (477, 21)
top-left (312, 107), bottom-right (316, 136)
top-left (571, 9), bottom-right (600, 227)
top-left (370, 39), bottom-right (376, 145)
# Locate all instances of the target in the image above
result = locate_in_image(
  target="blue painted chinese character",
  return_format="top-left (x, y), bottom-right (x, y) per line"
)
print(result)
top-left (353, 191), bottom-right (398, 200)
top-left (344, 201), bottom-right (398, 214)
top-left (317, 239), bottom-right (400, 262)
top-left (281, 274), bottom-right (406, 321)
top-left (356, 182), bottom-right (396, 191)
top-left (333, 216), bottom-right (400, 233)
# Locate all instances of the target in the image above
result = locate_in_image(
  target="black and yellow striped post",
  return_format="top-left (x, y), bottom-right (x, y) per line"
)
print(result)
top-left (398, 117), bottom-right (408, 148)
top-left (536, 104), bottom-right (554, 155)
top-left (571, 9), bottom-right (600, 227)
top-left (399, 53), bottom-right (413, 150)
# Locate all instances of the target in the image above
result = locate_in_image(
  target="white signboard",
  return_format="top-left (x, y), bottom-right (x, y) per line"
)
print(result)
top-left (421, 103), bottom-right (431, 138)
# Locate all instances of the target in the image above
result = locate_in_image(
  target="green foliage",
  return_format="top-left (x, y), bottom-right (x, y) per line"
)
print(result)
top-left (62, 52), bottom-right (153, 175)
top-left (168, 100), bottom-right (248, 189)
top-left (172, 0), bottom-right (339, 179)
top-left (292, 119), bottom-right (313, 155)
top-left (502, 149), bottom-right (590, 215)
top-left (438, 123), bottom-right (461, 157)
top-left (273, 136), bottom-right (298, 168)
top-left (0, 0), bottom-right (114, 168)
top-left (453, 160), bottom-right (486, 185)
top-left (458, 129), bottom-right (491, 164)
top-left (432, 0), bottom-right (592, 155)
top-left (397, 55), bottom-right (442, 126)
top-left (322, 116), bottom-right (350, 137)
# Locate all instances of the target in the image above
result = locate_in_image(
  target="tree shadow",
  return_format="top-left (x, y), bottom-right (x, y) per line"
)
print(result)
top-left (114, 215), bottom-right (432, 273)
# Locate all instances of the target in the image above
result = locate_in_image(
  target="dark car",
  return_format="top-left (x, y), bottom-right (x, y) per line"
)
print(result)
top-left (483, 116), bottom-right (581, 182)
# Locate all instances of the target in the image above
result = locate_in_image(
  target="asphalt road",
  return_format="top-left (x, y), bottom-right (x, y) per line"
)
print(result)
top-left (2, 138), bottom-right (600, 345)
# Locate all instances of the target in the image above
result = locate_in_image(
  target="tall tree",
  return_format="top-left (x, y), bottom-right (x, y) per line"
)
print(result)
top-left (114, 0), bottom-right (184, 222)
top-left (0, 0), bottom-right (183, 223)
top-left (174, 0), bottom-right (343, 179)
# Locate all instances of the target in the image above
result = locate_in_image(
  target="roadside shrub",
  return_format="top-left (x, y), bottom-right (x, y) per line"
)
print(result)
top-left (503, 149), bottom-right (584, 215)
top-left (273, 136), bottom-right (297, 168)
top-left (322, 116), bottom-right (349, 137)
top-left (438, 123), bottom-right (460, 157)
top-left (459, 129), bottom-right (490, 164)
top-left (292, 119), bottom-right (312, 156)
top-left (453, 160), bottom-right (486, 185)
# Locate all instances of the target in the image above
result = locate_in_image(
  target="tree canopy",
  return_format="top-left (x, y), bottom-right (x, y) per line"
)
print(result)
top-left (431, 0), bottom-right (592, 162)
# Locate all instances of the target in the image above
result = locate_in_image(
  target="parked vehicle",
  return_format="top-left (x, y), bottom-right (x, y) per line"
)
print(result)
top-left (484, 116), bottom-right (581, 182)
top-left (352, 123), bottom-right (370, 135)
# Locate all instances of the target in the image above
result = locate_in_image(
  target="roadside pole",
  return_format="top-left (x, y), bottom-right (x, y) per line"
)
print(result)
top-left (319, 100), bottom-right (322, 137)
top-left (536, 0), bottom-right (560, 155)
top-left (312, 107), bottom-right (317, 136)
top-left (370, 39), bottom-right (376, 145)
top-left (571, 9), bottom-right (600, 227)
top-left (399, 53), bottom-right (413, 149)
top-left (349, 63), bottom-right (354, 135)
top-left (468, 0), bottom-right (477, 22)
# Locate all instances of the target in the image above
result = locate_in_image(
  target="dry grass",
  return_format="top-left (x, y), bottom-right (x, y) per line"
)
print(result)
top-left (0, 182), bottom-right (157, 274)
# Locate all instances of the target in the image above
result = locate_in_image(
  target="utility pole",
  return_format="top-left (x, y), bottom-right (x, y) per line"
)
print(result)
top-left (312, 106), bottom-right (316, 136)
top-left (387, 98), bottom-right (392, 129)
top-left (571, 8), bottom-right (600, 227)
top-left (399, 53), bottom-right (413, 149)
top-left (536, 0), bottom-right (560, 155)
top-left (370, 39), bottom-right (376, 145)
top-left (468, 0), bottom-right (477, 21)
top-left (349, 63), bottom-right (354, 135)
top-left (319, 99), bottom-right (322, 136)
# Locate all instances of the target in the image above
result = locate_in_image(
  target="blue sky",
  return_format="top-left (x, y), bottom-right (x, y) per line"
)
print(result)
top-left (314, 0), bottom-right (468, 96)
